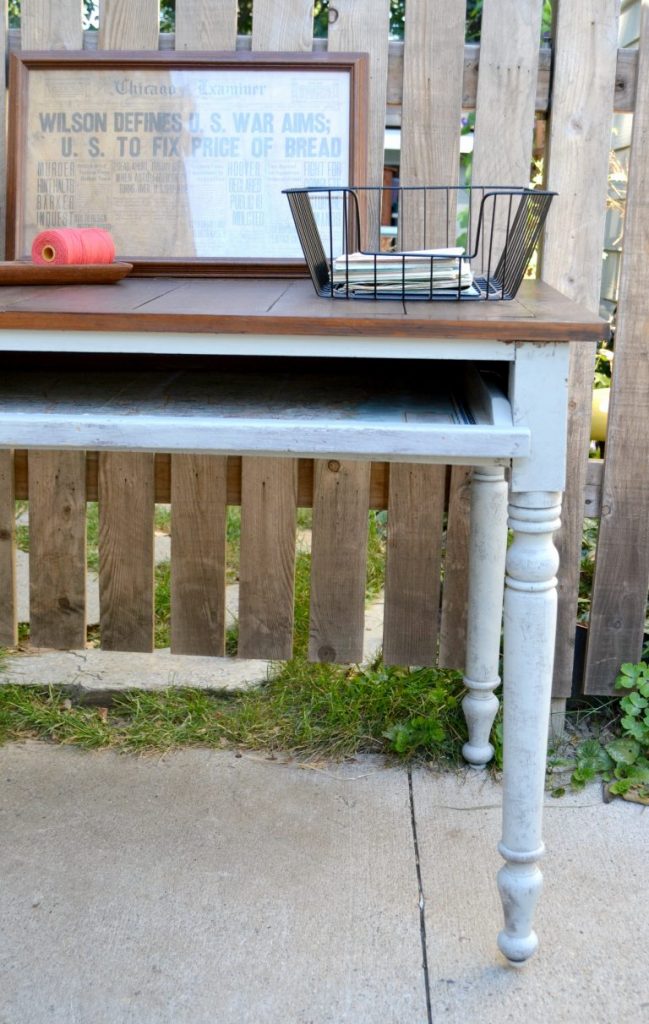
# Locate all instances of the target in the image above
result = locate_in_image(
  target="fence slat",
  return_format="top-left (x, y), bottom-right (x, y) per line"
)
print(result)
top-left (251, 0), bottom-right (313, 51)
top-left (20, 0), bottom-right (82, 49)
top-left (438, 0), bottom-right (543, 669)
top-left (472, 0), bottom-right (543, 188)
top-left (383, 464), bottom-right (445, 666)
top-left (99, 0), bottom-right (160, 49)
top-left (585, 4), bottom-right (649, 694)
top-left (542, 0), bottom-right (619, 696)
top-left (18, 1), bottom-right (85, 651)
top-left (328, 0), bottom-right (390, 199)
top-left (238, 458), bottom-right (297, 660)
top-left (399, 0), bottom-right (465, 243)
top-left (0, 451), bottom-right (17, 646)
top-left (28, 451), bottom-right (86, 649)
top-left (309, 460), bottom-right (370, 664)
top-left (438, 467), bottom-right (472, 668)
top-left (0, 0), bottom-right (8, 257)
top-left (170, 454), bottom-right (227, 657)
top-left (99, 453), bottom-right (155, 652)
top-left (175, 0), bottom-right (237, 51)
top-left (397, 0), bottom-right (465, 669)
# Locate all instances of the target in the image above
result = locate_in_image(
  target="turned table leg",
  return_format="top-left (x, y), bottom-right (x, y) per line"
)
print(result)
top-left (497, 490), bottom-right (562, 964)
top-left (462, 466), bottom-right (508, 768)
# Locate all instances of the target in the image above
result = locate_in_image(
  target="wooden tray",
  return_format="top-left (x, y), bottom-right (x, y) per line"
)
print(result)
top-left (0, 261), bottom-right (133, 285)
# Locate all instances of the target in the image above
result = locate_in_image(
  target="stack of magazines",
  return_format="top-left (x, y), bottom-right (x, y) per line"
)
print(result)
top-left (331, 247), bottom-right (473, 297)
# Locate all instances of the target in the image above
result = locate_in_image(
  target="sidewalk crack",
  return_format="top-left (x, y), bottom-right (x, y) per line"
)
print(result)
top-left (408, 768), bottom-right (433, 1024)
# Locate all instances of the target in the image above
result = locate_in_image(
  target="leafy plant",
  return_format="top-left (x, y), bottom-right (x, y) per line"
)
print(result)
top-left (572, 662), bottom-right (649, 801)
top-left (593, 342), bottom-right (613, 389)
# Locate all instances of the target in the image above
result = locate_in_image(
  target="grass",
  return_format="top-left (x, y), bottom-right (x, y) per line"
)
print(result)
top-left (3, 502), bottom-right (471, 764)
top-left (0, 664), bottom-right (468, 762)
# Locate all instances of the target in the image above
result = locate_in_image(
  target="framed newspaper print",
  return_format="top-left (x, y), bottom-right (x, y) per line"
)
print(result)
top-left (6, 51), bottom-right (368, 276)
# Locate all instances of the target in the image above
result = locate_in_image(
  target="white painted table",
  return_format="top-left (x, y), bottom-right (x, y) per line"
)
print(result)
top-left (0, 276), bottom-right (606, 963)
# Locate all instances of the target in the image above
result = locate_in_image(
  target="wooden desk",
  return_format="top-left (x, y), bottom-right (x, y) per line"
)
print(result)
top-left (0, 277), bottom-right (606, 964)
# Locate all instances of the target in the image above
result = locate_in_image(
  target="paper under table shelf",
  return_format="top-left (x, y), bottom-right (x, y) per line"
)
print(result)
top-left (0, 361), bottom-right (529, 463)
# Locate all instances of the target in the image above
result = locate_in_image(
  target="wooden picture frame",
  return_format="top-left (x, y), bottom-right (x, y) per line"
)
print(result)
top-left (6, 51), bottom-right (368, 277)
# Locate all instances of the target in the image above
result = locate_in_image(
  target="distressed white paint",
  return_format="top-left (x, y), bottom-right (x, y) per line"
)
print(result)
top-left (509, 342), bottom-right (570, 492)
top-left (497, 491), bottom-right (562, 964)
top-left (462, 466), bottom-right (508, 767)
top-left (0, 330), bottom-right (516, 362)
top-left (0, 365), bottom-right (528, 461)
top-left (0, 412), bottom-right (529, 463)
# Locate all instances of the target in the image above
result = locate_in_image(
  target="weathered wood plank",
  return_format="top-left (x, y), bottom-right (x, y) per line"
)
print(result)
top-left (438, 467), bottom-right (472, 669)
top-left (309, 460), bottom-right (371, 664)
top-left (399, 0), bottom-right (465, 244)
top-left (471, 0), bottom-right (543, 269)
top-left (28, 451), bottom-right (86, 649)
top-left (15, 451), bottom-right (601, 518)
top-left (0, 451), bottom-right (17, 646)
top-left (99, 0), bottom-right (160, 49)
top-left (473, 0), bottom-right (543, 186)
top-left (238, 457), bottom-right (297, 660)
top-left (585, 3), bottom-right (649, 694)
top-left (542, 0), bottom-right (619, 697)
top-left (14, 453), bottom-right (392, 510)
top-left (98, 452), bottom-right (155, 652)
top-left (329, 0), bottom-right (390, 244)
top-left (170, 454), bottom-right (227, 657)
top-left (5, 29), bottom-right (641, 114)
top-left (438, 1), bottom-right (542, 670)
top-left (0, 0), bottom-right (8, 258)
top-left (394, 0), bottom-right (464, 668)
top-left (251, 0), bottom-right (313, 51)
top-left (20, 0), bottom-right (82, 49)
top-left (18, 0), bottom-right (85, 650)
top-left (175, 0), bottom-right (237, 51)
top-left (249, 0), bottom-right (366, 663)
top-left (383, 464), bottom-right (445, 666)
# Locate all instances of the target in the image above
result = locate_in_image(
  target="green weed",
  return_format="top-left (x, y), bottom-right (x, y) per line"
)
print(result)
top-left (571, 661), bottom-right (649, 801)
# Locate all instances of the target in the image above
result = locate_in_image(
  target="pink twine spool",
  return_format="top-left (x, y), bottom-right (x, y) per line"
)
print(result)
top-left (31, 228), bottom-right (116, 265)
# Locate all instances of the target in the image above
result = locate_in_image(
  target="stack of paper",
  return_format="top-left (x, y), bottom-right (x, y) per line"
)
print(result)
top-left (332, 247), bottom-right (473, 295)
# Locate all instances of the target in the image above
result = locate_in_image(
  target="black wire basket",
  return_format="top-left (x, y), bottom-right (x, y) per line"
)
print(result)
top-left (283, 185), bottom-right (555, 301)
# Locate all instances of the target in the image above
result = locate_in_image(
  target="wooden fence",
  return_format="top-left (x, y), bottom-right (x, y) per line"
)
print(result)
top-left (0, 0), bottom-right (647, 695)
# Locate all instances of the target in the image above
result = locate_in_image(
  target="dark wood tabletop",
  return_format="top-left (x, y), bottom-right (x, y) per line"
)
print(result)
top-left (0, 276), bottom-right (608, 342)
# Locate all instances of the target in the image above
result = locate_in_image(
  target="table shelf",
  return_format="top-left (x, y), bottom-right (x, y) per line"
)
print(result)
top-left (0, 359), bottom-right (528, 464)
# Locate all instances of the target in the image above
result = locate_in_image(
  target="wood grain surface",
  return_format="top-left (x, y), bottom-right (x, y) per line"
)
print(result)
top-left (438, 467), bottom-right (472, 669)
top-left (21, 0), bottom-right (82, 50)
top-left (3, 27), bottom-right (644, 114)
top-left (328, 0), bottom-right (390, 244)
top-left (170, 454), bottom-right (228, 657)
top-left (0, 451), bottom-right (17, 646)
top-left (175, 0), bottom-right (237, 51)
top-left (98, 452), bottom-right (155, 651)
top-left (28, 450), bottom-right (86, 649)
top-left (399, 0), bottom-right (465, 245)
top-left (542, 0), bottom-right (619, 696)
top-left (18, 0), bottom-right (86, 652)
top-left (397, 0), bottom-right (465, 671)
top-left (471, 0), bottom-right (543, 267)
top-left (13, 453), bottom-right (391, 509)
top-left (0, 278), bottom-right (607, 341)
top-left (238, 457), bottom-right (297, 660)
top-left (99, 0), bottom-right (160, 50)
top-left (383, 463), bottom-right (445, 666)
top-left (309, 459), bottom-right (371, 664)
top-left (251, 0), bottom-right (313, 52)
top-left (585, 1), bottom-right (649, 694)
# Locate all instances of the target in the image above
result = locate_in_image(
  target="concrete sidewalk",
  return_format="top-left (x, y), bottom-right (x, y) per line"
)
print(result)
top-left (0, 742), bottom-right (647, 1024)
